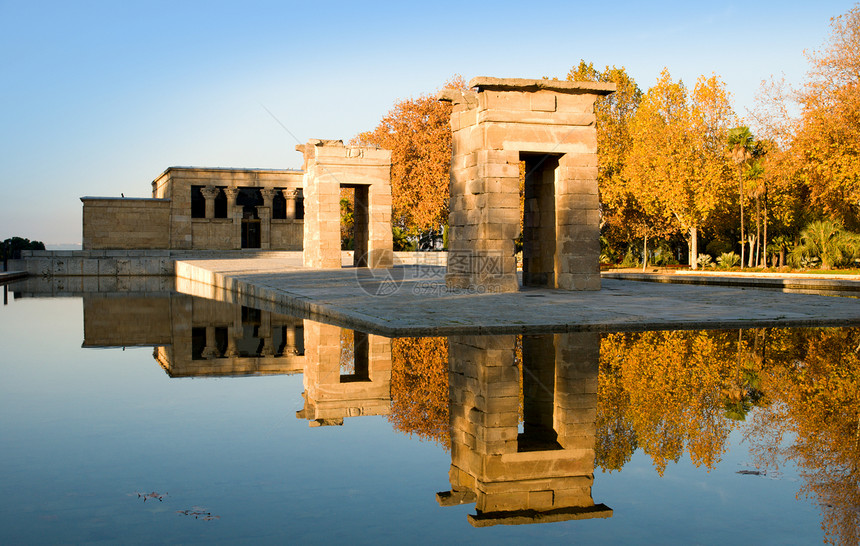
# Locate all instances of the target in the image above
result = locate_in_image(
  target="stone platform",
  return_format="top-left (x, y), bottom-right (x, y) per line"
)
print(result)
top-left (174, 257), bottom-right (860, 336)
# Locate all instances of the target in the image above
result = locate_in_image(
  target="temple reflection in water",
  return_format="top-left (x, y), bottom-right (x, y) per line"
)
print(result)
top-left (81, 294), bottom-right (305, 377)
top-left (76, 291), bottom-right (609, 526)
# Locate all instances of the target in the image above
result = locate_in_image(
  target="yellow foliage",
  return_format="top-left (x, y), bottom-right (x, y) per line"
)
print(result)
top-left (598, 330), bottom-right (743, 475)
top-left (352, 77), bottom-right (467, 234)
top-left (747, 327), bottom-right (860, 545)
top-left (388, 337), bottom-right (450, 447)
top-left (624, 69), bottom-right (736, 265)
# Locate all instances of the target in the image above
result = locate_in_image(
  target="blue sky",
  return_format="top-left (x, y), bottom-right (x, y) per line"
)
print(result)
top-left (1, 0), bottom-right (854, 245)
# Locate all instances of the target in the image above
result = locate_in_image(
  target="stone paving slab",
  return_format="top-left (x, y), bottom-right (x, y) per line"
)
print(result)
top-left (174, 257), bottom-right (860, 337)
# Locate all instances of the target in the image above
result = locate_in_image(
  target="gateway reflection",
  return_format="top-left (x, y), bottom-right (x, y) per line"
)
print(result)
top-left (439, 333), bottom-right (612, 526)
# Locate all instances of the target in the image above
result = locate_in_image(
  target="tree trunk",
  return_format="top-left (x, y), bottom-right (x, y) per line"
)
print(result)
top-left (690, 226), bottom-right (698, 270)
top-left (762, 189), bottom-right (768, 269)
top-left (779, 248), bottom-right (785, 268)
top-left (642, 233), bottom-right (649, 272)
top-left (755, 195), bottom-right (762, 267)
top-left (739, 175), bottom-right (745, 270)
top-left (747, 234), bottom-right (757, 268)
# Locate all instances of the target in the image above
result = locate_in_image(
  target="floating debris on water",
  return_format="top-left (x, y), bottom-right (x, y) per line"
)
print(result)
top-left (177, 507), bottom-right (220, 521)
top-left (136, 491), bottom-right (166, 502)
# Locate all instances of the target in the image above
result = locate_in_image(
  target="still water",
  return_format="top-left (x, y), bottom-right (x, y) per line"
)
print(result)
top-left (1, 282), bottom-right (857, 544)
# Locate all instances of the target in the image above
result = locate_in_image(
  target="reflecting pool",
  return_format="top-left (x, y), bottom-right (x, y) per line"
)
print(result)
top-left (1, 281), bottom-right (857, 544)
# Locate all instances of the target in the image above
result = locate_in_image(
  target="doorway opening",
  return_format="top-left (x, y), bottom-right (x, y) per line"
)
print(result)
top-left (340, 329), bottom-right (370, 383)
top-left (520, 153), bottom-right (560, 288)
top-left (341, 184), bottom-right (370, 267)
top-left (518, 334), bottom-right (562, 452)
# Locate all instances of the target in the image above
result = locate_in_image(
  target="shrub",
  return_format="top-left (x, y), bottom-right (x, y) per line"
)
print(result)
top-left (789, 220), bottom-right (859, 269)
top-left (696, 254), bottom-right (713, 268)
top-left (717, 252), bottom-right (740, 269)
top-left (620, 247), bottom-right (640, 268)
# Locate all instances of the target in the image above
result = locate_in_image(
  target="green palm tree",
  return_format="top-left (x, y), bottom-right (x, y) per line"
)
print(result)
top-left (789, 220), bottom-right (850, 269)
top-left (727, 127), bottom-right (754, 268)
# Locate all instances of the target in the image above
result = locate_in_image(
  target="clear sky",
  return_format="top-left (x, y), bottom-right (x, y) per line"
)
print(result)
top-left (1, 0), bottom-right (854, 245)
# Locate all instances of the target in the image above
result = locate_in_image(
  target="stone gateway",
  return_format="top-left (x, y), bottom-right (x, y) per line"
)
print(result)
top-left (439, 77), bottom-right (615, 292)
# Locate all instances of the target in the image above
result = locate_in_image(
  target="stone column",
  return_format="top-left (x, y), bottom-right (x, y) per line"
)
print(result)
top-left (260, 188), bottom-right (277, 250)
top-left (201, 186), bottom-right (220, 219)
top-left (282, 189), bottom-right (299, 220)
top-left (286, 324), bottom-right (297, 354)
top-left (224, 187), bottom-right (240, 249)
top-left (201, 325), bottom-right (220, 359)
top-left (225, 326), bottom-right (240, 358)
top-left (259, 310), bottom-right (274, 357)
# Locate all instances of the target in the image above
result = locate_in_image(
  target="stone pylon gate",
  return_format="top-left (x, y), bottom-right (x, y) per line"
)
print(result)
top-left (439, 78), bottom-right (615, 292)
top-left (297, 139), bottom-right (393, 269)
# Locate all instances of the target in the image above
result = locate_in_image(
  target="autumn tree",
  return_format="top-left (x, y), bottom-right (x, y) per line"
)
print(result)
top-left (352, 77), bottom-right (467, 241)
top-left (566, 62), bottom-right (674, 267)
top-left (793, 5), bottom-right (860, 229)
top-left (625, 69), bottom-right (735, 269)
top-left (597, 330), bottom-right (746, 475)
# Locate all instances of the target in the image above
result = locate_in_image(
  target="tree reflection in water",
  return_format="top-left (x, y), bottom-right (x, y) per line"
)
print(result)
top-left (388, 327), bottom-right (860, 542)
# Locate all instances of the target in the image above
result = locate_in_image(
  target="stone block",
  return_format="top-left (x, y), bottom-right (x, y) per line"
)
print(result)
top-left (98, 259), bottom-right (117, 276)
top-left (530, 93), bottom-right (557, 112)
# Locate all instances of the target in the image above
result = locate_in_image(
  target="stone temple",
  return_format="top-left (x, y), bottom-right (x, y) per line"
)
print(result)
top-left (22, 76), bottom-right (614, 292)
top-left (80, 139), bottom-right (393, 269)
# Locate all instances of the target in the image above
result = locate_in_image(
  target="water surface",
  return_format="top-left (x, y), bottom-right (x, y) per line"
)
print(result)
top-left (1, 283), bottom-right (856, 544)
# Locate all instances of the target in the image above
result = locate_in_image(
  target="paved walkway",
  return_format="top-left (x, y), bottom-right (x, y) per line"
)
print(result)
top-left (175, 257), bottom-right (860, 336)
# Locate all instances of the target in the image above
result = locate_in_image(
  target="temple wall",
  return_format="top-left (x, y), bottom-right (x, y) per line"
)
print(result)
top-left (82, 294), bottom-right (173, 347)
top-left (191, 219), bottom-right (235, 250)
top-left (81, 197), bottom-right (171, 250)
top-left (270, 220), bottom-right (304, 250)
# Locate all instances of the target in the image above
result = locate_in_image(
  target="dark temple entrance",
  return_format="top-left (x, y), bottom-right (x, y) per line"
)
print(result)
top-left (342, 184), bottom-right (370, 267)
top-left (238, 188), bottom-right (262, 249)
top-left (521, 153), bottom-right (560, 288)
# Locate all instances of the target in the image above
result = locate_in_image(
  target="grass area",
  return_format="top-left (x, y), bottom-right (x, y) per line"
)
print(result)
top-left (601, 264), bottom-right (860, 275)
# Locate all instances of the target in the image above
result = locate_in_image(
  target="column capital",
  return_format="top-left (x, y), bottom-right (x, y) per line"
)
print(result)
top-left (200, 346), bottom-right (220, 359)
top-left (261, 188), bottom-right (278, 206)
top-left (201, 185), bottom-right (220, 200)
top-left (224, 187), bottom-right (239, 200)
